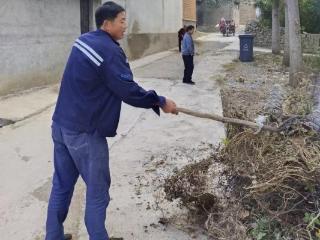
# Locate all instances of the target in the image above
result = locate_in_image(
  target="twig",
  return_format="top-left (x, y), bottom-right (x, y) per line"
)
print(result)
top-left (307, 211), bottom-right (320, 230)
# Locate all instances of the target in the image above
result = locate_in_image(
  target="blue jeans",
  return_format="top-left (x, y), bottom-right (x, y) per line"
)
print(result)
top-left (46, 122), bottom-right (110, 240)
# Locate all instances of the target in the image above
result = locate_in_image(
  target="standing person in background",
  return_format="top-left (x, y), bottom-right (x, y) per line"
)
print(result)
top-left (178, 25), bottom-right (186, 52)
top-left (181, 25), bottom-right (195, 85)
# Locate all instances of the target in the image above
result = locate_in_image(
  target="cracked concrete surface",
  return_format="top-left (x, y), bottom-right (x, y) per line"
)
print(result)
top-left (0, 33), bottom-right (239, 240)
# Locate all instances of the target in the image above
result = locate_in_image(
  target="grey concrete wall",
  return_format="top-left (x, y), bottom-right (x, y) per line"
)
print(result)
top-left (0, 0), bottom-right (82, 96)
top-left (104, 0), bottom-right (183, 60)
top-left (197, 2), bottom-right (233, 27)
top-left (0, 0), bottom-right (182, 95)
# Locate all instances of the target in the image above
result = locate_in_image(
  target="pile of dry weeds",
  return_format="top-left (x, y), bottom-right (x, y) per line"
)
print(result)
top-left (165, 127), bottom-right (320, 239)
top-left (164, 73), bottom-right (320, 239)
top-left (220, 128), bottom-right (320, 238)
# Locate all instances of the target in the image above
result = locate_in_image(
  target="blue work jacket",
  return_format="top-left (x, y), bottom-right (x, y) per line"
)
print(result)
top-left (181, 33), bottom-right (194, 56)
top-left (53, 29), bottom-right (165, 137)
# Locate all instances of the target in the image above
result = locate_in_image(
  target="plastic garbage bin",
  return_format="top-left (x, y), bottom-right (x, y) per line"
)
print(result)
top-left (239, 34), bottom-right (254, 62)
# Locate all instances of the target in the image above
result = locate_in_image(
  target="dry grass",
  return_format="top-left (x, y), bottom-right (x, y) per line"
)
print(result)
top-left (212, 74), bottom-right (227, 86)
top-left (223, 62), bottom-right (237, 71)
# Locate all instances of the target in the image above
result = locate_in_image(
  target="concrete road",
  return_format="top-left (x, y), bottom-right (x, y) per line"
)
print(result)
top-left (0, 33), bottom-right (239, 240)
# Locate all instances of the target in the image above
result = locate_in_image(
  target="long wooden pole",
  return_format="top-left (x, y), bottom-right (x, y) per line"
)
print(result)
top-left (177, 107), bottom-right (279, 133)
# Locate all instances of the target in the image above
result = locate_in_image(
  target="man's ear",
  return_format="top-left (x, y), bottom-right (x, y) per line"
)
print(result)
top-left (102, 20), bottom-right (111, 30)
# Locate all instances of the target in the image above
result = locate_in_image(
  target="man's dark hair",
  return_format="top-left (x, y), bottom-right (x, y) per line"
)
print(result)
top-left (186, 25), bottom-right (195, 32)
top-left (95, 1), bottom-right (125, 29)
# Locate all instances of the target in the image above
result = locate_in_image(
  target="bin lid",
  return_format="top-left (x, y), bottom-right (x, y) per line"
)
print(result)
top-left (239, 34), bottom-right (254, 38)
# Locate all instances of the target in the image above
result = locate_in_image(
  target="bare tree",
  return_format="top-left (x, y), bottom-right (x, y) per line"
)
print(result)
top-left (287, 0), bottom-right (303, 87)
top-left (283, 0), bottom-right (290, 66)
top-left (272, 0), bottom-right (281, 54)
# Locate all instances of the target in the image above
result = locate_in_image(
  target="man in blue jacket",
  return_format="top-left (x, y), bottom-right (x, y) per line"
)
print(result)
top-left (181, 25), bottom-right (195, 85)
top-left (45, 2), bottom-right (177, 240)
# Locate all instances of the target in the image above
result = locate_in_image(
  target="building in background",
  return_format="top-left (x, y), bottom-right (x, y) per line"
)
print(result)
top-left (196, 0), bottom-right (256, 32)
top-left (183, 0), bottom-right (197, 26)
top-left (0, 0), bottom-right (188, 96)
top-left (109, 0), bottom-right (183, 60)
top-left (197, 0), bottom-right (239, 31)
top-left (239, 0), bottom-right (257, 25)
top-left (0, 0), bottom-right (100, 96)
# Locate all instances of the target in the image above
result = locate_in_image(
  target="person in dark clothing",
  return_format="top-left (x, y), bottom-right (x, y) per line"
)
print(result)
top-left (181, 25), bottom-right (195, 85)
top-left (45, 2), bottom-right (177, 240)
top-left (178, 25), bottom-right (186, 52)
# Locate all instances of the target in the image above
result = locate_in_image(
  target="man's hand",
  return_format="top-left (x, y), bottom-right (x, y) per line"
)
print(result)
top-left (161, 98), bottom-right (178, 115)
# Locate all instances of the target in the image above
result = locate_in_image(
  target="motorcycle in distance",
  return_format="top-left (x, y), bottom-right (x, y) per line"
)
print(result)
top-left (219, 19), bottom-right (235, 37)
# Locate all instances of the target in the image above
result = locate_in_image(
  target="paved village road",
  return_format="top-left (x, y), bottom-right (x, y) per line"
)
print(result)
top-left (0, 33), bottom-right (240, 240)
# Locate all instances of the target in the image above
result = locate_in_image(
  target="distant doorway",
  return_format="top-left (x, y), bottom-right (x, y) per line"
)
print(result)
top-left (80, 0), bottom-right (93, 34)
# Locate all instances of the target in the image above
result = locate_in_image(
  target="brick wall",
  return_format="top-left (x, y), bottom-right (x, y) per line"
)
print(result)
top-left (183, 0), bottom-right (196, 22)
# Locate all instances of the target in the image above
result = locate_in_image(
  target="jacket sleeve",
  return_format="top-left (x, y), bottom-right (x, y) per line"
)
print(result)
top-left (101, 48), bottom-right (166, 115)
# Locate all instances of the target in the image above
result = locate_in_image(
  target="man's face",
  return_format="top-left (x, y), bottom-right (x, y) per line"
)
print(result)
top-left (104, 11), bottom-right (127, 40)
top-left (189, 29), bottom-right (194, 35)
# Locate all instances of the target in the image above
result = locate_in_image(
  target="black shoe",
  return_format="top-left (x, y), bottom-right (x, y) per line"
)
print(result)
top-left (64, 234), bottom-right (72, 240)
top-left (183, 81), bottom-right (195, 85)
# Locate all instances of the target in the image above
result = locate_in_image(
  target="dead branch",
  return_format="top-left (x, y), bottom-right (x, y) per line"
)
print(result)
top-left (177, 107), bottom-right (279, 133)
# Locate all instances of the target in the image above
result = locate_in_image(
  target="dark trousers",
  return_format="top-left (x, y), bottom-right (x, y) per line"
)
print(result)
top-left (182, 55), bottom-right (194, 83)
top-left (46, 122), bottom-right (110, 240)
top-left (178, 37), bottom-right (183, 52)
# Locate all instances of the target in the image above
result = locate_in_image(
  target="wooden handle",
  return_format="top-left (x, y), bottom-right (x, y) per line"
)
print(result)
top-left (176, 107), bottom-right (279, 133)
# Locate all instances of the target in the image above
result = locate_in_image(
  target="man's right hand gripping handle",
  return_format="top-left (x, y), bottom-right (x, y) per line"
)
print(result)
top-left (161, 98), bottom-right (178, 115)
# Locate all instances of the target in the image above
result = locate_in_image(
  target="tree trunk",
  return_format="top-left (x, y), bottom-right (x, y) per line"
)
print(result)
top-left (287, 0), bottom-right (303, 87)
top-left (272, 0), bottom-right (281, 54)
top-left (283, 0), bottom-right (290, 66)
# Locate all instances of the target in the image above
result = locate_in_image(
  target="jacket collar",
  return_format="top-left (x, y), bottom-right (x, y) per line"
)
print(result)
top-left (97, 29), bottom-right (120, 46)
